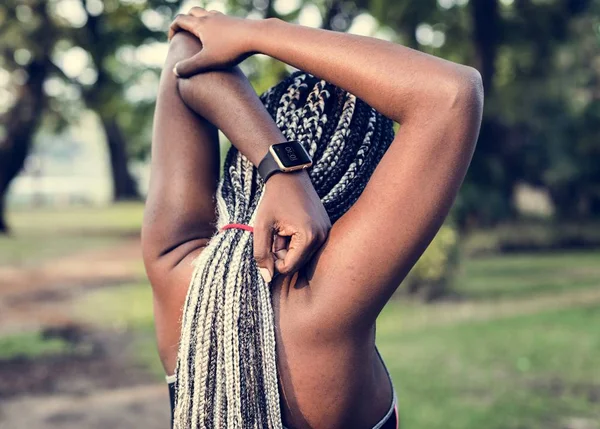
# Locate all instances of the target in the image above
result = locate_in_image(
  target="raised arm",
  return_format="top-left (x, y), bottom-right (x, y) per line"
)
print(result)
top-left (173, 15), bottom-right (480, 126)
top-left (142, 31), bottom-right (330, 373)
top-left (254, 18), bottom-right (483, 328)
top-left (170, 10), bottom-right (483, 330)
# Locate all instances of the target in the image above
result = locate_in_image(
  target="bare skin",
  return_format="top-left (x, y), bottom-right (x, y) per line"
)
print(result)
top-left (142, 10), bottom-right (483, 429)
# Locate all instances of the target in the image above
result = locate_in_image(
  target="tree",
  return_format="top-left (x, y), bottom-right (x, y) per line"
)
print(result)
top-left (533, 4), bottom-right (600, 219)
top-left (358, 0), bottom-right (596, 226)
top-left (0, 0), bottom-right (185, 232)
top-left (51, 0), bottom-right (184, 200)
top-left (0, 1), bottom-right (54, 233)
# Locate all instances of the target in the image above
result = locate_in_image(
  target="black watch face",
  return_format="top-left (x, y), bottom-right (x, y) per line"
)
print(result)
top-left (272, 142), bottom-right (312, 168)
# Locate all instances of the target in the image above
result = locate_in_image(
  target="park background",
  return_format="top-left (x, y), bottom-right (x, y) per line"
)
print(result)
top-left (1, 0), bottom-right (599, 428)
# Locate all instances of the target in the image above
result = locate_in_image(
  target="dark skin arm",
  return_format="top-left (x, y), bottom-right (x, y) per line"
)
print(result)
top-left (141, 32), bottom-right (220, 374)
top-left (144, 17), bottom-right (331, 308)
top-left (256, 17), bottom-right (482, 332)
top-left (169, 11), bottom-right (483, 333)
top-left (142, 31), bottom-right (328, 373)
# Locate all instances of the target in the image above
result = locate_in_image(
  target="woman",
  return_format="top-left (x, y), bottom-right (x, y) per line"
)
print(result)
top-left (142, 8), bottom-right (483, 429)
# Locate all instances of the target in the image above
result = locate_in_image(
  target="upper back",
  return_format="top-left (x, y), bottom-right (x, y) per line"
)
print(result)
top-left (270, 271), bottom-right (394, 429)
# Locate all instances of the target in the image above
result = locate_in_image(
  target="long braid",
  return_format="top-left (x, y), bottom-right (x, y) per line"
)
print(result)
top-left (173, 70), bottom-right (395, 428)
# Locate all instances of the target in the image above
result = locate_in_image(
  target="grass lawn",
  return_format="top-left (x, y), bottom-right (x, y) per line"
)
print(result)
top-left (68, 254), bottom-right (600, 429)
top-left (72, 281), bottom-right (163, 378)
top-left (0, 331), bottom-right (76, 360)
top-left (2, 204), bottom-right (599, 428)
top-left (378, 303), bottom-right (600, 429)
top-left (376, 251), bottom-right (600, 428)
top-left (458, 250), bottom-right (600, 300)
top-left (0, 203), bottom-right (144, 267)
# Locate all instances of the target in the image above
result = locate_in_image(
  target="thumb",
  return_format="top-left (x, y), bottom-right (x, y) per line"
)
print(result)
top-left (253, 221), bottom-right (275, 284)
top-left (174, 50), bottom-right (214, 78)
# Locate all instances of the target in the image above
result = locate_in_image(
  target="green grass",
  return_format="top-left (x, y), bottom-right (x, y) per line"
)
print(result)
top-left (73, 282), bottom-right (154, 330)
top-left (2, 205), bottom-right (599, 428)
top-left (66, 254), bottom-right (600, 429)
top-left (456, 250), bottom-right (600, 300)
top-left (71, 281), bottom-right (163, 378)
top-left (0, 203), bottom-right (144, 267)
top-left (463, 221), bottom-right (600, 255)
top-left (0, 332), bottom-right (75, 360)
top-left (378, 303), bottom-right (600, 429)
top-left (5, 203), bottom-right (144, 233)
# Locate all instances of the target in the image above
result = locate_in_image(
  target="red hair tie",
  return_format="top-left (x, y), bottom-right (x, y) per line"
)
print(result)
top-left (220, 223), bottom-right (254, 233)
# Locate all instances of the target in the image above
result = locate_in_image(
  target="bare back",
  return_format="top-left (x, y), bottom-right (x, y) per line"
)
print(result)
top-left (271, 269), bottom-right (393, 428)
top-left (142, 17), bottom-right (483, 429)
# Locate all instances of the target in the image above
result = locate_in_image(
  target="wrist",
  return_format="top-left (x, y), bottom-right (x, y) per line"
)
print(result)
top-left (258, 140), bottom-right (313, 183)
top-left (249, 17), bottom-right (280, 54)
top-left (264, 168), bottom-right (311, 189)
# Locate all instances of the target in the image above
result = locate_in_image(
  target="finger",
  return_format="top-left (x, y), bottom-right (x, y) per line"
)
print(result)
top-left (169, 14), bottom-right (201, 41)
top-left (188, 6), bottom-right (210, 17)
top-left (272, 234), bottom-right (288, 252)
top-left (274, 230), bottom-right (318, 275)
top-left (273, 234), bottom-right (289, 260)
top-left (274, 248), bottom-right (288, 260)
top-left (253, 221), bottom-right (275, 283)
top-left (174, 49), bottom-right (214, 77)
top-left (167, 14), bottom-right (184, 41)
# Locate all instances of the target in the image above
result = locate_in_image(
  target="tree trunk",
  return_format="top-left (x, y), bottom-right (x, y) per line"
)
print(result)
top-left (80, 7), bottom-right (140, 203)
top-left (0, 60), bottom-right (48, 234)
top-left (0, 1), bottom-right (52, 234)
top-left (470, 0), bottom-right (499, 94)
top-left (0, 184), bottom-right (9, 234)
top-left (100, 115), bottom-right (140, 201)
top-left (462, 0), bottom-right (518, 226)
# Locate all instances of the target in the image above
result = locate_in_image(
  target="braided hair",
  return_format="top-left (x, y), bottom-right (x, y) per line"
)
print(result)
top-left (173, 70), bottom-right (395, 428)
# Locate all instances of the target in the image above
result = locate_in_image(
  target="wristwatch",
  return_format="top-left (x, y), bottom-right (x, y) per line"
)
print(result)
top-left (257, 141), bottom-right (313, 182)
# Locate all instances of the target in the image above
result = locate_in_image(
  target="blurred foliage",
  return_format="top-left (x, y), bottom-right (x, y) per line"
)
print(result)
top-left (1, 0), bottom-right (600, 231)
top-left (464, 220), bottom-right (600, 256)
top-left (403, 223), bottom-right (461, 301)
top-left (358, 0), bottom-right (600, 224)
top-left (0, 331), bottom-right (74, 360)
top-left (0, 0), bottom-right (186, 214)
top-left (0, 0), bottom-right (52, 231)
top-left (456, 249), bottom-right (600, 300)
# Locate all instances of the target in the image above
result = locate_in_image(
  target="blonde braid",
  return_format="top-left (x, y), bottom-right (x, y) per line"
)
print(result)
top-left (173, 70), bottom-right (395, 428)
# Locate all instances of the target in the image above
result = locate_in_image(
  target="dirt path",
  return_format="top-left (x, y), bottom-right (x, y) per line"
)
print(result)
top-left (0, 329), bottom-right (171, 429)
top-left (0, 385), bottom-right (170, 429)
top-left (0, 239), bottom-right (171, 429)
top-left (0, 238), bottom-right (142, 334)
top-left (2, 240), bottom-right (600, 428)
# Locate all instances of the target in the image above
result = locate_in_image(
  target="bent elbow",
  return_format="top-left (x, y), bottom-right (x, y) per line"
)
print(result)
top-left (448, 66), bottom-right (484, 113)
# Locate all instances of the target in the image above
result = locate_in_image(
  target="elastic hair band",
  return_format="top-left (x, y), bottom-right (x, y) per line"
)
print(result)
top-left (220, 223), bottom-right (254, 233)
